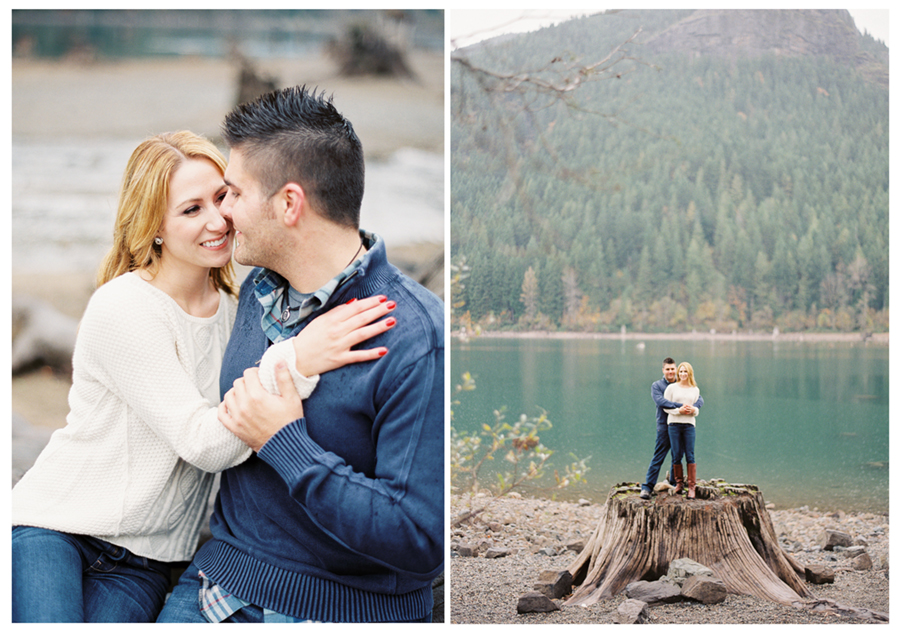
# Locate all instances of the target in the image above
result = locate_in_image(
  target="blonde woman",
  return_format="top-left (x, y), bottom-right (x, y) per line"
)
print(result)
top-left (11, 131), bottom-right (395, 622)
top-left (664, 362), bottom-right (702, 499)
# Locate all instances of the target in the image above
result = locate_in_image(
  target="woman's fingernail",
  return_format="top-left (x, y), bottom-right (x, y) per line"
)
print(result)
top-left (347, 298), bottom-right (357, 304)
top-left (386, 301), bottom-right (396, 310)
top-left (385, 317), bottom-right (396, 327)
top-left (378, 348), bottom-right (388, 357)
top-left (378, 295), bottom-right (388, 303)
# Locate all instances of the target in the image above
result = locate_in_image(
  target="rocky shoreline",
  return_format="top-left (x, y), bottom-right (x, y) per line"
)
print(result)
top-left (453, 329), bottom-right (888, 346)
top-left (449, 493), bottom-right (889, 624)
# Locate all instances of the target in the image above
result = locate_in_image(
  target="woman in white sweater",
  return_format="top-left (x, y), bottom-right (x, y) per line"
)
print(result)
top-left (11, 132), bottom-right (395, 622)
top-left (664, 362), bottom-right (701, 499)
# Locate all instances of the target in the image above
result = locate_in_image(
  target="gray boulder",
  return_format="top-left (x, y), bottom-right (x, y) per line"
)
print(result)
top-left (681, 575), bottom-right (728, 604)
top-left (851, 552), bottom-right (873, 571)
top-left (624, 580), bottom-right (682, 605)
top-left (484, 547), bottom-right (510, 559)
top-left (820, 529), bottom-right (853, 550)
top-left (516, 591), bottom-right (559, 614)
top-left (615, 598), bottom-right (650, 624)
top-left (533, 570), bottom-right (573, 599)
top-left (805, 564), bottom-right (836, 584)
top-left (666, 558), bottom-right (714, 586)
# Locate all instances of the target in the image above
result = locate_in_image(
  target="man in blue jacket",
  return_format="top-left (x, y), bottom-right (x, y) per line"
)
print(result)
top-left (158, 86), bottom-right (443, 623)
top-left (639, 357), bottom-right (702, 500)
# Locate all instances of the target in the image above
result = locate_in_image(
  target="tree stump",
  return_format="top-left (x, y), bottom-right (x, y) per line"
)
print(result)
top-left (565, 481), bottom-right (811, 607)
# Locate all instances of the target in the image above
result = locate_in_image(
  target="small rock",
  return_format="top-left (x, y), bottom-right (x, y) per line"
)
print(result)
top-left (488, 522), bottom-right (503, 532)
top-left (533, 570), bottom-right (573, 599)
top-left (516, 591), bottom-right (559, 614)
top-left (820, 529), bottom-right (852, 550)
top-left (615, 598), bottom-right (650, 624)
top-left (681, 575), bottom-right (728, 604)
top-left (852, 552), bottom-right (873, 571)
top-left (538, 547), bottom-right (558, 557)
top-left (564, 539), bottom-right (585, 553)
top-left (578, 498), bottom-right (592, 507)
top-left (666, 558), bottom-right (714, 586)
top-left (843, 546), bottom-right (866, 558)
top-left (805, 564), bottom-right (835, 584)
top-left (624, 580), bottom-right (682, 605)
top-left (457, 543), bottom-right (478, 557)
top-left (484, 547), bottom-right (510, 559)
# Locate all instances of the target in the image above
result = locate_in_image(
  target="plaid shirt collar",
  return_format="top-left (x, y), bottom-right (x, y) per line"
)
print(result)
top-left (254, 231), bottom-right (378, 344)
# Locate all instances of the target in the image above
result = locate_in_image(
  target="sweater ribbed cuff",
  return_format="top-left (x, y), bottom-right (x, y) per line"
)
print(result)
top-left (258, 418), bottom-right (327, 477)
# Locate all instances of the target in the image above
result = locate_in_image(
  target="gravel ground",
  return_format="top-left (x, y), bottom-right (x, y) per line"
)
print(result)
top-left (449, 493), bottom-right (889, 624)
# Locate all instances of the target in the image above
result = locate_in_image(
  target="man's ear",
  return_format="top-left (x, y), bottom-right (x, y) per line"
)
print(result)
top-left (281, 183), bottom-right (306, 226)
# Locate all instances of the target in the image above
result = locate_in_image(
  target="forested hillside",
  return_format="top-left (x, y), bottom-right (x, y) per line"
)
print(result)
top-left (451, 10), bottom-right (888, 334)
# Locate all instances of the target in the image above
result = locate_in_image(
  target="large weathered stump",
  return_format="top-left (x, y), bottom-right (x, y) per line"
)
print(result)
top-left (566, 482), bottom-right (811, 607)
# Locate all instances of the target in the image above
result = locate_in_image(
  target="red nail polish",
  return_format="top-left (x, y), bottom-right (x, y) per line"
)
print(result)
top-left (378, 295), bottom-right (388, 303)
top-left (385, 317), bottom-right (396, 327)
top-left (347, 298), bottom-right (357, 304)
top-left (378, 348), bottom-right (388, 356)
top-left (386, 301), bottom-right (396, 310)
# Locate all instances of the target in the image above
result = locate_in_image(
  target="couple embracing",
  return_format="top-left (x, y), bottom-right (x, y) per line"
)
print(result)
top-left (640, 357), bottom-right (704, 501)
top-left (12, 86), bottom-right (443, 623)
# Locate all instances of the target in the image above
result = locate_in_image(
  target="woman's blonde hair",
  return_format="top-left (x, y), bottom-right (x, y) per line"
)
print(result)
top-left (96, 131), bottom-right (235, 295)
top-left (677, 362), bottom-right (697, 388)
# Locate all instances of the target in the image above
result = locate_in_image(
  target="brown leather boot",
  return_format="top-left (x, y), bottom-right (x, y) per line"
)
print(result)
top-left (673, 464), bottom-right (684, 494)
top-left (686, 463), bottom-right (697, 500)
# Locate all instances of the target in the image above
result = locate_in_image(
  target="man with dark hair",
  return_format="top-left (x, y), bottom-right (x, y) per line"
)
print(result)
top-left (639, 357), bottom-right (702, 500)
top-left (158, 85), bottom-right (443, 623)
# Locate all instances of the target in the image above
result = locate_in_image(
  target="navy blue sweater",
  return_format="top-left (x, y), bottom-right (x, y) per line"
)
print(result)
top-left (194, 239), bottom-right (444, 622)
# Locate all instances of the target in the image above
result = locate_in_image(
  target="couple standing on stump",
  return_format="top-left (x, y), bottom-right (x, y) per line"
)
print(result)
top-left (640, 357), bottom-right (703, 500)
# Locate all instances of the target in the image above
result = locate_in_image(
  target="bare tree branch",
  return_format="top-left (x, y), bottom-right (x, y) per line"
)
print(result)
top-left (451, 21), bottom-right (671, 200)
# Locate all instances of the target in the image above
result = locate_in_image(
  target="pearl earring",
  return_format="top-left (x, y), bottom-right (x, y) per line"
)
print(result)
top-left (154, 237), bottom-right (163, 245)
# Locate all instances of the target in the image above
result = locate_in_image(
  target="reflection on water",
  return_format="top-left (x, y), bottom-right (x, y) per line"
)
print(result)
top-left (452, 337), bottom-right (889, 513)
top-left (12, 139), bottom-right (443, 273)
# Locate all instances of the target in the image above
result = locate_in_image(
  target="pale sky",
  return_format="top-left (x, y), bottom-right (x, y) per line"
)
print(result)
top-left (450, 9), bottom-right (890, 49)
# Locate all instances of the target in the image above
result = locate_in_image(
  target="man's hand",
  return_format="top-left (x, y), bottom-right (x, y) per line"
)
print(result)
top-left (219, 363), bottom-right (304, 451)
top-left (680, 403), bottom-right (697, 415)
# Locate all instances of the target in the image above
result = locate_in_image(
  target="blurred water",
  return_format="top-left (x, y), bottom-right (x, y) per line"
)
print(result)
top-left (11, 138), bottom-right (443, 273)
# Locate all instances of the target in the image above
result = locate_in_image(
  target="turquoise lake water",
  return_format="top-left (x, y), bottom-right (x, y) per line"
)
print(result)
top-left (451, 336), bottom-right (889, 513)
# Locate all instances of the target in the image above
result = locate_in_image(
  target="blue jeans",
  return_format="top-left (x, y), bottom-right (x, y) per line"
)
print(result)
top-left (11, 525), bottom-right (171, 622)
top-left (641, 425), bottom-right (675, 494)
top-left (668, 423), bottom-right (696, 467)
top-left (158, 560), bottom-right (433, 623)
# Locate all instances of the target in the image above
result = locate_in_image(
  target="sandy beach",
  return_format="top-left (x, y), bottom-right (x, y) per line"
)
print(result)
top-left (12, 48), bottom-right (444, 432)
top-left (12, 51), bottom-right (444, 156)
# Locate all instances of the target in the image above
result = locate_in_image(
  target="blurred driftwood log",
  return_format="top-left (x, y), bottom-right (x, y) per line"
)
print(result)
top-left (12, 294), bottom-right (78, 376)
top-left (233, 53), bottom-right (279, 107)
top-left (326, 22), bottom-right (415, 79)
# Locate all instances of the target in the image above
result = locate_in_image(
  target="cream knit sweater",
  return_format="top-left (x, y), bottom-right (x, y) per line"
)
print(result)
top-left (664, 382), bottom-right (700, 426)
top-left (12, 272), bottom-right (316, 563)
